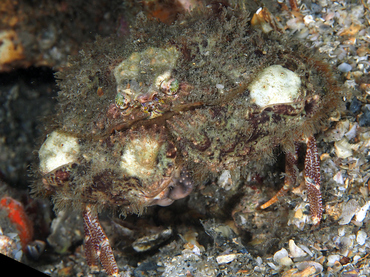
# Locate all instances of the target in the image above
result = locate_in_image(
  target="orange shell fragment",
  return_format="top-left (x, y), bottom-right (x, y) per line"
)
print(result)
top-left (0, 30), bottom-right (25, 69)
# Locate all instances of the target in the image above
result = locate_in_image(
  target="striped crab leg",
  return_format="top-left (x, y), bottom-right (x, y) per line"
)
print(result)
top-left (260, 136), bottom-right (323, 225)
top-left (82, 205), bottom-right (119, 277)
top-left (304, 136), bottom-right (323, 225)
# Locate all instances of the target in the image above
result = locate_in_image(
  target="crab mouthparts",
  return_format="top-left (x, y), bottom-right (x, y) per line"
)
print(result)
top-left (148, 168), bottom-right (193, 207)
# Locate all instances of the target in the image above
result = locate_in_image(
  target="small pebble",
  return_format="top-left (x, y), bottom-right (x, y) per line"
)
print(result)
top-left (327, 254), bottom-right (341, 267)
top-left (354, 201), bottom-right (370, 223)
top-left (349, 97), bottom-right (362, 114)
top-left (273, 248), bottom-right (293, 266)
top-left (296, 261), bottom-right (323, 273)
top-left (216, 253), bottom-right (237, 264)
top-left (280, 256), bottom-right (293, 266)
top-left (356, 230), bottom-right (367, 246)
top-left (359, 106), bottom-right (370, 127)
top-left (256, 256), bottom-right (263, 266)
top-left (338, 227), bottom-right (346, 236)
top-left (353, 255), bottom-right (361, 263)
top-left (334, 138), bottom-right (353, 159)
top-left (333, 172), bottom-right (344, 185)
top-left (298, 244), bottom-right (313, 257)
top-left (338, 63), bottom-right (352, 73)
top-left (267, 262), bottom-right (279, 270)
top-left (344, 123), bottom-right (357, 140)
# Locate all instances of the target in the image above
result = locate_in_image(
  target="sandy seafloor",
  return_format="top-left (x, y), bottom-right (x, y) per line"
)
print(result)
top-left (1, 0), bottom-right (370, 276)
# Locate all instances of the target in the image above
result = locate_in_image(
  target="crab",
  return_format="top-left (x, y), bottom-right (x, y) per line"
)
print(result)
top-left (32, 6), bottom-right (345, 276)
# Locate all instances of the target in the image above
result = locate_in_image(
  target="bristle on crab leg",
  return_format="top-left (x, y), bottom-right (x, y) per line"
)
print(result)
top-left (82, 205), bottom-right (119, 277)
top-left (260, 143), bottom-right (299, 209)
top-left (304, 136), bottom-right (323, 225)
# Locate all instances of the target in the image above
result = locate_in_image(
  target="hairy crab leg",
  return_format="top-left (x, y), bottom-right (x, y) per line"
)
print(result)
top-left (82, 205), bottom-right (119, 277)
top-left (261, 137), bottom-right (323, 225)
top-left (304, 136), bottom-right (323, 225)
top-left (260, 143), bottom-right (299, 209)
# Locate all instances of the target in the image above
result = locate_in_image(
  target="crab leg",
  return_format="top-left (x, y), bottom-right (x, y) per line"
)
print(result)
top-left (82, 205), bottom-right (119, 276)
top-left (304, 136), bottom-right (323, 225)
top-left (260, 143), bottom-right (299, 209)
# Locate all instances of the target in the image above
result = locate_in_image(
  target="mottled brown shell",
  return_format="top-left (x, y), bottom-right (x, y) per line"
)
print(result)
top-left (33, 7), bottom-right (345, 215)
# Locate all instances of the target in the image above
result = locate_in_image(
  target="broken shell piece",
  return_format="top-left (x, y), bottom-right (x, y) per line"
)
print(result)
top-left (353, 200), bottom-right (370, 224)
top-left (218, 170), bottom-right (233, 190)
top-left (327, 254), bottom-right (341, 267)
top-left (338, 226), bottom-right (346, 237)
top-left (338, 199), bottom-right (360, 225)
top-left (132, 227), bottom-right (172, 252)
top-left (334, 138), bottom-right (353, 159)
top-left (288, 202), bottom-right (311, 230)
top-left (0, 234), bottom-right (19, 259)
top-left (273, 248), bottom-right (293, 266)
top-left (344, 123), bottom-right (358, 140)
top-left (0, 30), bottom-right (25, 70)
top-left (359, 83), bottom-right (370, 93)
top-left (216, 253), bottom-right (237, 265)
top-left (280, 256), bottom-right (293, 267)
top-left (273, 248), bottom-right (288, 263)
top-left (333, 171), bottom-right (344, 185)
top-left (251, 7), bottom-right (284, 33)
top-left (356, 230), bottom-right (367, 246)
top-left (183, 230), bottom-right (205, 254)
top-left (289, 239), bottom-right (307, 258)
top-left (324, 120), bottom-right (350, 142)
top-left (296, 261), bottom-right (323, 274)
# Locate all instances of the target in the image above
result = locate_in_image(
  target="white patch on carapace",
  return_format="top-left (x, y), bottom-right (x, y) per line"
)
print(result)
top-left (113, 47), bottom-right (180, 99)
top-left (120, 138), bottom-right (160, 178)
top-left (39, 131), bottom-right (79, 174)
top-left (248, 65), bottom-right (301, 107)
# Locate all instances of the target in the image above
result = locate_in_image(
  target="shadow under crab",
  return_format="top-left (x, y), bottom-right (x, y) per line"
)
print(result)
top-left (31, 5), bottom-right (346, 276)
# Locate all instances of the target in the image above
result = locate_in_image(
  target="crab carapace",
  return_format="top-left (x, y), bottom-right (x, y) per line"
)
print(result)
top-left (32, 6), bottom-right (345, 276)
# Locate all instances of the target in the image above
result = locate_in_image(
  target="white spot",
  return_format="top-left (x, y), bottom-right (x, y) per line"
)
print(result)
top-left (289, 239), bottom-right (307, 258)
top-left (338, 62), bottom-right (352, 73)
top-left (120, 138), bottom-right (160, 178)
top-left (356, 230), bottom-right (367, 245)
top-left (218, 170), bottom-right (233, 190)
top-left (326, 254), bottom-right (340, 267)
top-left (216, 253), bottom-right (237, 265)
top-left (39, 131), bottom-right (79, 174)
top-left (273, 248), bottom-right (289, 265)
top-left (354, 201), bottom-right (370, 224)
top-left (248, 65), bottom-right (301, 107)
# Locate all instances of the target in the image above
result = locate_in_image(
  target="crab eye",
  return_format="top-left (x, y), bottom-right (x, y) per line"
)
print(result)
top-left (115, 92), bottom-right (130, 109)
top-left (161, 78), bottom-right (179, 95)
